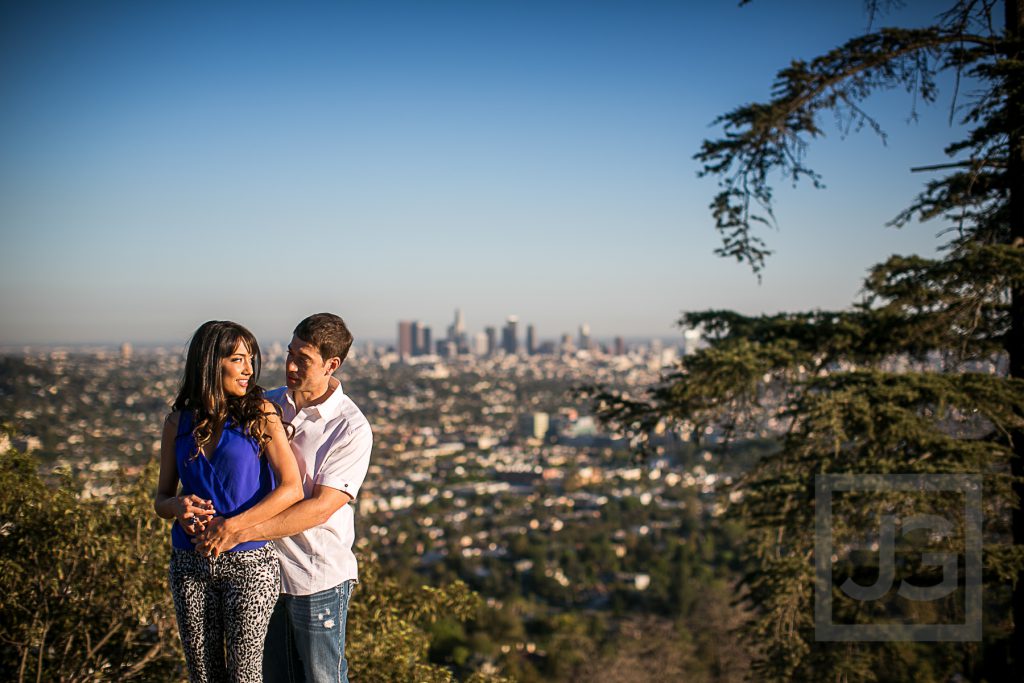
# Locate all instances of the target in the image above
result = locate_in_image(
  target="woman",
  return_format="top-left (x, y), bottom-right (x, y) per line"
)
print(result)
top-left (155, 321), bottom-right (301, 682)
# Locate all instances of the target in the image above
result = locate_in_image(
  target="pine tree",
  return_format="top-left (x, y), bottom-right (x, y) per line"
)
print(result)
top-left (594, 2), bottom-right (1024, 679)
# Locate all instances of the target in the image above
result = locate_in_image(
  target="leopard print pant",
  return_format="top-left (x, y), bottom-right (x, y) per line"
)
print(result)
top-left (170, 544), bottom-right (280, 683)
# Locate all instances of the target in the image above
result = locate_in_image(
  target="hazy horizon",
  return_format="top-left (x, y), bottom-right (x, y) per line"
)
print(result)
top-left (0, 330), bottom-right (692, 353)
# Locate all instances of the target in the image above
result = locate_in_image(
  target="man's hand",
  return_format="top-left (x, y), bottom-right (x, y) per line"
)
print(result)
top-left (192, 516), bottom-right (239, 558)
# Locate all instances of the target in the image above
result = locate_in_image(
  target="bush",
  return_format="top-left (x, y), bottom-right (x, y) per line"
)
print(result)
top-left (0, 440), bottom-right (182, 681)
top-left (0, 432), bottom-right (507, 682)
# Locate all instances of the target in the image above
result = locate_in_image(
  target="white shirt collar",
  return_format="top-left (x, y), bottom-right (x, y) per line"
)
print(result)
top-left (287, 377), bottom-right (345, 422)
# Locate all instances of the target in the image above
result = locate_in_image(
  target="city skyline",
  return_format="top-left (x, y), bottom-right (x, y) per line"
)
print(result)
top-left (1, 2), bottom-right (961, 344)
top-left (0, 318), bottom-right (687, 353)
top-left (394, 308), bottom-right (671, 358)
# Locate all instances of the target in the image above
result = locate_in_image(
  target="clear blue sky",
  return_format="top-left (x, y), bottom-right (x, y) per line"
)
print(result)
top-left (0, 1), bottom-right (965, 346)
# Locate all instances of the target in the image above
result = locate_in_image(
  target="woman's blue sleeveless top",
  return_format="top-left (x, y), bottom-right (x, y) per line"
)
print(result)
top-left (171, 410), bottom-right (275, 552)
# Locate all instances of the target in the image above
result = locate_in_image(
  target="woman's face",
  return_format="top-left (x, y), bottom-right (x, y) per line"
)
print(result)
top-left (220, 339), bottom-right (254, 397)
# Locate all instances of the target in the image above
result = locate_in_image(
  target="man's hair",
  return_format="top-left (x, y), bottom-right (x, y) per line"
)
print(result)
top-left (294, 313), bottom-right (354, 365)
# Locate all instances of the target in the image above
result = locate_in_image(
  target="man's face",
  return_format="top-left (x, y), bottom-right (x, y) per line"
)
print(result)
top-left (285, 334), bottom-right (337, 393)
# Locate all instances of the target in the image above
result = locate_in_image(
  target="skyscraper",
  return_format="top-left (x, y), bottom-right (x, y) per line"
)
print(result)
top-left (473, 331), bottom-right (488, 356)
top-left (502, 316), bottom-right (518, 355)
top-left (410, 321), bottom-right (421, 356)
top-left (485, 326), bottom-right (497, 356)
top-left (398, 321), bottom-right (415, 359)
top-left (614, 336), bottom-right (626, 356)
top-left (578, 323), bottom-right (591, 351)
top-left (447, 308), bottom-right (467, 354)
top-left (421, 326), bottom-right (432, 357)
top-left (526, 324), bottom-right (536, 355)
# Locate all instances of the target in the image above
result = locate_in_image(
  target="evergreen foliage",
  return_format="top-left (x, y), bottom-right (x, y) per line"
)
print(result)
top-left (0, 433), bottom-right (181, 681)
top-left (593, 1), bottom-right (1024, 679)
top-left (347, 559), bottom-right (489, 682)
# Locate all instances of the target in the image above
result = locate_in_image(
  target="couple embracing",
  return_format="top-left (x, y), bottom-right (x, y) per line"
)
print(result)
top-left (154, 313), bottom-right (371, 682)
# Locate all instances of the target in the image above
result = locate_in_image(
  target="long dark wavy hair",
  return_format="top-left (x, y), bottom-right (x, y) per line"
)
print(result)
top-left (172, 320), bottom-right (277, 459)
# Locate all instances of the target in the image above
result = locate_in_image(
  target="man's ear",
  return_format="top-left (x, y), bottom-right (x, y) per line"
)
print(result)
top-left (326, 357), bottom-right (342, 375)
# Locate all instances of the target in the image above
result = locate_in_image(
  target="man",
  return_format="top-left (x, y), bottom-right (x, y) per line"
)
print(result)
top-left (196, 313), bottom-right (372, 682)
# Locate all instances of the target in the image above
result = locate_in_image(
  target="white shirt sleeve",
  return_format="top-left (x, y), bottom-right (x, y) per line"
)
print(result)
top-left (316, 420), bottom-right (372, 499)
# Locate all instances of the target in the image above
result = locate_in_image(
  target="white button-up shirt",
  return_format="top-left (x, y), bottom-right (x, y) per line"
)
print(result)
top-left (267, 379), bottom-right (372, 595)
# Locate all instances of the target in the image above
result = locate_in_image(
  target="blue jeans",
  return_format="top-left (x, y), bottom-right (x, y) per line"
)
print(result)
top-left (263, 580), bottom-right (355, 683)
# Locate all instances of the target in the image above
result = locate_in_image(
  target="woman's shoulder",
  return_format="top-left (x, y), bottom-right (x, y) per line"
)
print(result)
top-left (162, 411), bottom-right (192, 445)
top-left (165, 409), bottom-right (196, 433)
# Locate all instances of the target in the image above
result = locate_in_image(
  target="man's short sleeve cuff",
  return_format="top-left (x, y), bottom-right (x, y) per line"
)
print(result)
top-left (319, 476), bottom-right (359, 500)
top-left (315, 424), bottom-right (371, 502)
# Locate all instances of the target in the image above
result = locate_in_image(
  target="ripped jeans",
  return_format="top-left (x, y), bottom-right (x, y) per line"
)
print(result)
top-left (262, 580), bottom-right (355, 683)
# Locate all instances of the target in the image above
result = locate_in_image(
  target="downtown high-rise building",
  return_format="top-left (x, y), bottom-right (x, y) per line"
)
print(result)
top-left (398, 321), bottom-right (432, 357)
top-left (447, 308), bottom-right (468, 354)
top-left (453, 308), bottom-right (465, 336)
top-left (411, 321), bottom-right (421, 355)
top-left (526, 324), bottom-right (536, 355)
top-left (473, 331), bottom-right (489, 356)
top-left (502, 316), bottom-right (518, 355)
top-left (421, 326), bottom-right (432, 356)
top-left (614, 335), bottom-right (626, 356)
top-left (485, 326), bottom-right (497, 356)
top-left (578, 323), bottom-right (591, 351)
top-left (398, 321), bottom-right (415, 359)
